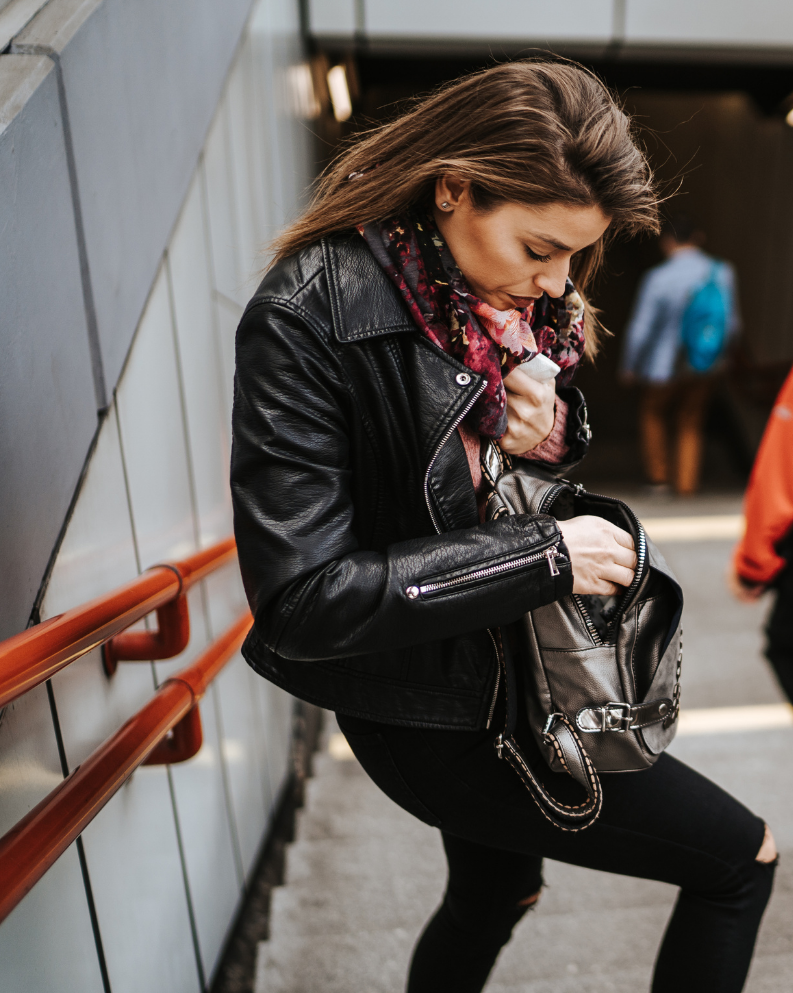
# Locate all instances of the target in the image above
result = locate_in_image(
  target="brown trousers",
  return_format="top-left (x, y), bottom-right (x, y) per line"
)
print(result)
top-left (640, 377), bottom-right (714, 495)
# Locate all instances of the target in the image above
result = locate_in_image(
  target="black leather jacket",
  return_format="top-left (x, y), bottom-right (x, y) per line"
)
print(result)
top-left (231, 233), bottom-right (590, 730)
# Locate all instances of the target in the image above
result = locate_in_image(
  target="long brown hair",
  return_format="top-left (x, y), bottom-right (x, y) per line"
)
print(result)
top-left (273, 59), bottom-right (659, 354)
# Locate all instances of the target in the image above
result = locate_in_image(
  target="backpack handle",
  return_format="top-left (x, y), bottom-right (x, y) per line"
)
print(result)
top-left (496, 634), bottom-right (603, 831)
top-left (499, 720), bottom-right (603, 832)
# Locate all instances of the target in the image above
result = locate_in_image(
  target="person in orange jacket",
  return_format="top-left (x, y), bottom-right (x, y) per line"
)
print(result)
top-left (731, 364), bottom-right (793, 702)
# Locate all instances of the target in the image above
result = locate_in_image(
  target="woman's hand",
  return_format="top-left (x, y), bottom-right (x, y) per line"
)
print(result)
top-left (558, 516), bottom-right (637, 595)
top-left (500, 368), bottom-right (556, 454)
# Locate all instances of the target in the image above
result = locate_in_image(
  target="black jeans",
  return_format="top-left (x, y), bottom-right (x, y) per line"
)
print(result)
top-left (338, 686), bottom-right (774, 993)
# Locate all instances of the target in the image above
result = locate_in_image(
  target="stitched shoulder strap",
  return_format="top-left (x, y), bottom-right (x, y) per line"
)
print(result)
top-left (497, 631), bottom-right (603, 831)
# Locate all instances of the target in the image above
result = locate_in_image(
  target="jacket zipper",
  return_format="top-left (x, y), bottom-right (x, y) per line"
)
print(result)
top-left (485, 629), bottom-right (501, 729)
top-left (407, 543), bottom-right (563, 599)
top-left (423, 379), bottom-right (487, 534)
top-left (421, 375), bottom-right (531, 731)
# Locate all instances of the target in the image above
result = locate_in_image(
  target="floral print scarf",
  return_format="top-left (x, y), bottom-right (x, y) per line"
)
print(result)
top-left (358, 211), bottom-right (585, 438)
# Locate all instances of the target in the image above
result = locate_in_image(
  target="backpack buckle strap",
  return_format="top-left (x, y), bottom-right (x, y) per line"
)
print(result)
top-left (575, 698), bottom-right (674, 733)
top-left (576, 702), bottom-right (634, 733)
top-left (632, 697), bottom-right (676, 729)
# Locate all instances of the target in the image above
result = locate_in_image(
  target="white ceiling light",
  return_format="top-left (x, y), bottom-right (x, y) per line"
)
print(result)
top-left (287, 63), bottom-right (320, 120)
top-left (327, 65), bottom-right (352, 122)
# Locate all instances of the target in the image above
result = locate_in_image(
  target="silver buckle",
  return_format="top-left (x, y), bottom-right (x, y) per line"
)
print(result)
top-left (577, 702), bottom-right (635, 733)
top-left (542, 712), bottom-right (565, 741)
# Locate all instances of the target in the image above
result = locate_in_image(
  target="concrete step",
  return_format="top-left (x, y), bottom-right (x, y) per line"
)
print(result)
top-left (255, 720), bottom-right (793, 993)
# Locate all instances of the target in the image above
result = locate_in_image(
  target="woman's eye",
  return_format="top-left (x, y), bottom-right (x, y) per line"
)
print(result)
top-left (525, 246), bottom-right (552, 264)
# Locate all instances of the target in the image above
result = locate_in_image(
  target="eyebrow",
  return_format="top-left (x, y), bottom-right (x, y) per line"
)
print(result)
top-left (530, 232), bottom-right (572, 252)
top-left (530, 231), bottom-right (606, 253)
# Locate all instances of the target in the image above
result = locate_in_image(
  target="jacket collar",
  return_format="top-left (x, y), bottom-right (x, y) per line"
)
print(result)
top-left (322, 236), bottom-right (416, 342)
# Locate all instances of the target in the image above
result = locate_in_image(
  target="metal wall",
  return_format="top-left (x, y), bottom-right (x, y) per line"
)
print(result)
top-left (0, 0), bottom-right (313, 989)
top-left (0, 0), bottom-right (258, 643)
top-left (309, 0), bottom-right (793, 55)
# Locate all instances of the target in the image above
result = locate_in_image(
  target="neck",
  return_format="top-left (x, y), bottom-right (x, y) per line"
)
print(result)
top-left (668, 242), bottom-right (698, 256)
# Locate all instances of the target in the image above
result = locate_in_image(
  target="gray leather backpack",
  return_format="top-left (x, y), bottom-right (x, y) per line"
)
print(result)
top-left (483, 445), bottom-right (684, 832)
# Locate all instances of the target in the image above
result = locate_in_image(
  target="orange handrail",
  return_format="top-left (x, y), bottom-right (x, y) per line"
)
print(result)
top-left (0, 537), bottom-right (237, 709)
top-left (0, 610), bottom-right (253, 924)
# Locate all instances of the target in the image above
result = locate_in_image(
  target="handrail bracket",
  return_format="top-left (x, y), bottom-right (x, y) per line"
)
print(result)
top-left (102, 593), bottom-right (190, 676)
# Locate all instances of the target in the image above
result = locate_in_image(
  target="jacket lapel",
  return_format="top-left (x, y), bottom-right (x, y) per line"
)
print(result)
top-left (400, 336), bottom-right (482, 532)
top-left (323, 235), bottom-right (482, 532)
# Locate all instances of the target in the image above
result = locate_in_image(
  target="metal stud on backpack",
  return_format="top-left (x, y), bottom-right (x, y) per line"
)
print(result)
top-left (483, 442), bottom-right (684, 831)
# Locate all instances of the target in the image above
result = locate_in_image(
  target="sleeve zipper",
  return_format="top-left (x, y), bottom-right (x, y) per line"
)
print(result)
top-left (405, 542), bottom-right (564, 599)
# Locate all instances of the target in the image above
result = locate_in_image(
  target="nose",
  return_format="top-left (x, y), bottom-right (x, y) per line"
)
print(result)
top-left (533, 258), bottom-right (569, 299)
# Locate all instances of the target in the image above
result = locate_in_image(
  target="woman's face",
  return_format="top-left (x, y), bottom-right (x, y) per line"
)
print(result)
top-left (433, 176), bottom-right (611, 309)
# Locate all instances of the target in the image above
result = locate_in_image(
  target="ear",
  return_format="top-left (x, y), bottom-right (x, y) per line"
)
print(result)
top-left (435, 174), bottom-right (470, 209)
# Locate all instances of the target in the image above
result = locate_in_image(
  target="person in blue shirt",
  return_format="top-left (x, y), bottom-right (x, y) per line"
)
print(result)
top-left (620, 214), bottom-right (740, 494)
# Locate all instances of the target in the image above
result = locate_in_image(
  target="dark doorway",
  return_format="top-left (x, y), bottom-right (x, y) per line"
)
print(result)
top-left (320, 51), bottom-right (793, 490)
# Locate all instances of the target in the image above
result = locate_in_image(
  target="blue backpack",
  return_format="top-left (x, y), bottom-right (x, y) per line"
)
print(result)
top-left (680, 261), bottom-right (731, 373)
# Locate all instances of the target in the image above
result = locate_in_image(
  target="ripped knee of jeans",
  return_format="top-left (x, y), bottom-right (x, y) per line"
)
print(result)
top-left (756, 824), bottom-right (778, 864)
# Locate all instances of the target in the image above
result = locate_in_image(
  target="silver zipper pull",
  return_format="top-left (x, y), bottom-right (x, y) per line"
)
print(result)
top-left (495, 734), bottom-right (504, 759)
top-left (545, 547), bottom-right (560, 576)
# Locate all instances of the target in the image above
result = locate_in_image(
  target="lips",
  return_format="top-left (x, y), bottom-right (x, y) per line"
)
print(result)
top-left (508, 294), bottom-right (539, 308)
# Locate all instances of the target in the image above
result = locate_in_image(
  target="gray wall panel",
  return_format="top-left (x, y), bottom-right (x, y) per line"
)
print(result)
top-left (362, 0), bottom-right (613, 42)
top-left (624, 0), bottom-right (793, 48)
top-left (308, 0), bottom-right (356, 39)
top-left (14, 0), bottom-right (255, 393)
top-left (0, 55), bottom-right (98, 640)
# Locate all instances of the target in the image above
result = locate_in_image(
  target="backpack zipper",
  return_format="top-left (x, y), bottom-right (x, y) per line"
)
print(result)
top-left (544, 481), bottom-right (648, 646)
top-left (406, 543), bottom-right (563, 599)
top-left (573, 595), bottom-right (605, 646)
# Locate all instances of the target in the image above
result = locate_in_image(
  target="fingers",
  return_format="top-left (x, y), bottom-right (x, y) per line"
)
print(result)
top-left (506, 390), bottom-right (554, 425)
top-left (612, 545), bottom-right (638, 572)
top-left (558, 516), bottom-right (638, 596)
top-left (601, 563), bottom-right (637, 588)
top-left (574, 518), bottom-right (636, 559)
top-left (610, 525), bottom-right (636, 552)
top-left (585, 579), bottom-right (620, 596)
top-left (589, 520), bottom-right (637, 574)
top-left (503, 368), bottom-right (555, 401)
top-left (501, 386), bottom-right (556, 454)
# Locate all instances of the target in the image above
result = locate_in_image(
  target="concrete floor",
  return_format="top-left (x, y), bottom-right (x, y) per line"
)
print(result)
top-left (255, 492), bottom-right (793, 992)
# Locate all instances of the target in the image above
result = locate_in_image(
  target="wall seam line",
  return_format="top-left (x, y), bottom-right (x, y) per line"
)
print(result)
top-left (13, 44), bottom-right (108, 411)
top-left (28, 409), bottom-right (105, 625)
top-left (166, 766), bottom-right (208, 992)
top-left (197, 155), bottom-right (248, 892)
top-left (45, 680), bottom-right (114, 993)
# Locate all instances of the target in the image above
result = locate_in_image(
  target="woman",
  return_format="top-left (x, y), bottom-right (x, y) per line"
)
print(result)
top-left (232, 61), bottom-right (776, 992)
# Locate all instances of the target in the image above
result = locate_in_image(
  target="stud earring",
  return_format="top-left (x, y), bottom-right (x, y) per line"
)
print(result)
top-left (441, 201), bottom-right (451, 210)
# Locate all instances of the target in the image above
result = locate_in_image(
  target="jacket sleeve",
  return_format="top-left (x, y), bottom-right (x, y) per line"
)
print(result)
top-left (733, 368), bottom-right (793, 586)
top-left (231, 301), bottom-right (572, 663)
